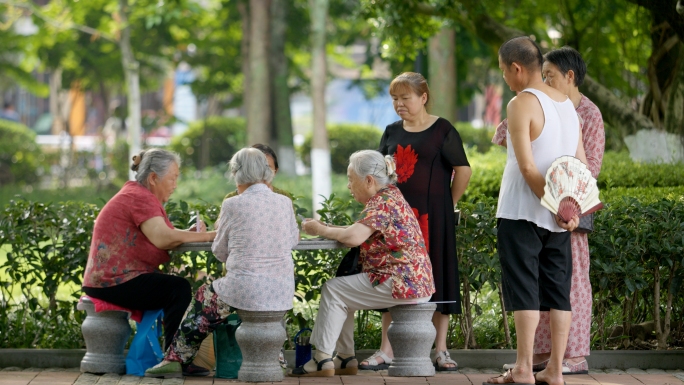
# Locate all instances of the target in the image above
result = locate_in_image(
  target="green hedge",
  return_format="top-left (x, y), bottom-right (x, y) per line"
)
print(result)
top-left (597, 151), bottom-right (684, 189)
top-left (464, 150), bottom-right (684, 200)
top-left (455, 122), bottom-right (497, 154)
top-left (2, 189), bottom-right (683, 349)
top-left (169, 117), bottom-right (247, 169)
top-left (298, 124), bottom-right (382, 174)
top-left (0, 119), bottom-right (42, 185)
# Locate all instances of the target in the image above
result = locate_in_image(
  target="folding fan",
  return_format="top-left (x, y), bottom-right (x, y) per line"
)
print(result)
top-left (541, 156), bottom-right (603, 222)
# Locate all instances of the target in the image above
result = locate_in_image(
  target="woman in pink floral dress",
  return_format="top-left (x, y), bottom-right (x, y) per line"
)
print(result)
top-left (493, 47), bottom-right (605, 374)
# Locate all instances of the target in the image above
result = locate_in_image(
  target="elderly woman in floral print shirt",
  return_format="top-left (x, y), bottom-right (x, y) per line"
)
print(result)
top-left (145, 147), bottom-right (299, 379)
top-left (290, 150), bottom-right (435, 378)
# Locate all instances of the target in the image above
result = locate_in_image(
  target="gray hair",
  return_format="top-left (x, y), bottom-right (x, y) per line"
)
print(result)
top-left (230, 148), bottom-right (274, 185)
top-left (131, 148), bottom-right (181, 187)
top-left (348, 150), bottom-right (397, 187)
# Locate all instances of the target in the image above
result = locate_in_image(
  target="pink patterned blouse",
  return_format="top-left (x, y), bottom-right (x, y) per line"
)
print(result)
top-left (356, 184), bottom-right (435, 299)
top-left (491, 94), bottom-right (605, 178)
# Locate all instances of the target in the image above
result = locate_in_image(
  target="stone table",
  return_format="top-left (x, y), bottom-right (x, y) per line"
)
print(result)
top-left (173, 238), bottom-right (346, 253)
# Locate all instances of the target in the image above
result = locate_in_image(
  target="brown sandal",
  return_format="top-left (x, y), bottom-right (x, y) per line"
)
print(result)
top-left (483, 369), bottom-right (535, 384)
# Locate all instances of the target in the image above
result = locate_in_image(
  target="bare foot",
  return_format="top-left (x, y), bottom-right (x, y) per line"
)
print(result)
top-left (534, 368), bottom-right (564, 385)
top-left (484, 369), bottom-right (534, 384)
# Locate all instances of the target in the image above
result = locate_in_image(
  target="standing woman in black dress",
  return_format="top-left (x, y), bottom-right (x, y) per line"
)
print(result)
top-left (360, 72), bottom-right (472, 371)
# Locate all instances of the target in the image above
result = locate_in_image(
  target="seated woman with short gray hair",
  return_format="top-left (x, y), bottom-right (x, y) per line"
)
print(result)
top-left (291, 150), bottom-right (435, 377)
top-left (145, 147), bottom-right (299, 378)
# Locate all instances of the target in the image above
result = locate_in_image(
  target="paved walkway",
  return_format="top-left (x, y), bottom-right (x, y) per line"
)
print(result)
top-left (2, 368), bottom-right (684, 385)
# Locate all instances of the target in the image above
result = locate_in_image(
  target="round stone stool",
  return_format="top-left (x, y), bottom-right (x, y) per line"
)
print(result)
top-left (387, 303), bottom-right (437, 377)
top-left (235, 310), bottom-right (287, 382)
top-left (77, 297), bottom-right (131, 374)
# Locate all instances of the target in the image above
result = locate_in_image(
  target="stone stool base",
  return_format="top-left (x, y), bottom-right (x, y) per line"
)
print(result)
top-left (235, 310), bottom-right (287, 382)
top-left (78, 298), bottom-right (131, 374)
top-left (387, 303), bottom-right (437, 377)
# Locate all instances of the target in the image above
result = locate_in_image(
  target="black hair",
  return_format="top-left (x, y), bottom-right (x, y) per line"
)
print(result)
top-left (543, 46), bottom-right (587, 87)
top-left (251, 143), bottom-right (279, 170)
top-left (3, 102), bottom-right (13, 109)
top-left (499, 36), bottom-right (543, 72)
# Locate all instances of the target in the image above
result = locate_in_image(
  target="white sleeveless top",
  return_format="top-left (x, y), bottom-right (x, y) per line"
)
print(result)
top-left (496, 88), bottom-right (580, 232)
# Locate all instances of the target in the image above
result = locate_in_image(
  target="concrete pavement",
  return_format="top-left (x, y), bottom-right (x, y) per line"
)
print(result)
top-left (1, 367), bottom-right (683, 385)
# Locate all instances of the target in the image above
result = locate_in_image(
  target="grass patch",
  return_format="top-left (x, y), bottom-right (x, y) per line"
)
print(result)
top-left (0, 184), bottom-right (118, 208)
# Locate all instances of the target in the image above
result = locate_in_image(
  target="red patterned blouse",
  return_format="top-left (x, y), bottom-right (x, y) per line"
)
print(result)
top-left (356, 184), bottom-right (435, 299)
top-left (83, 181), bottom-right (174, 288)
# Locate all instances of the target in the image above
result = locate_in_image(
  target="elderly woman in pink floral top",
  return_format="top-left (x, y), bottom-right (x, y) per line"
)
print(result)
top-left (145, 148), bottom-right (299, 379)
top-left (291, 150), bottom-right (435, 378)
top-left (494, 47), bottom-right (605, 375)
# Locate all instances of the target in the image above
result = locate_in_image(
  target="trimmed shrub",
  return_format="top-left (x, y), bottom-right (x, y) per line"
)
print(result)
top-left (455, 122), bottom-right (497, 154)
top-left (169, 117), bottom-right (247, 169)
top-left (0, 119), bottom-right (42, 185)
top-left (299, 123), bottom-right (383, 174)
top-left (463, 147), bottom-right (506, 200)
top-left (598, 151), bottom-right (684, 189)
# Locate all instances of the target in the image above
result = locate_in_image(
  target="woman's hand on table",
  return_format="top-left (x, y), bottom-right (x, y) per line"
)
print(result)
top-left (188, 219), bottom-right (207, 232)
top-left (301, 218), bottom-right (326, 236)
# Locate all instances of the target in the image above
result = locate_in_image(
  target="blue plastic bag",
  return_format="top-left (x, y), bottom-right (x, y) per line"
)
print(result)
top-left (126, 309), bottom-right (164, 376)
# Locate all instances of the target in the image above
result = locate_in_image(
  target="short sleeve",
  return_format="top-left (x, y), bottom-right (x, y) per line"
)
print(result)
top-left (356, 195), bottom-right (390, 233)
top-left (126, 188), bottom-right (170, 228)
top-left (441, 124), bottom-right (470, 167)
top-left (378, 129), bottom-right (389, 155)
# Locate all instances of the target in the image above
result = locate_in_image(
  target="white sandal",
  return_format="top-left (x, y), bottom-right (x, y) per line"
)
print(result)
top-left (433, 350), bottom-right (458, 372)
top-left (359, 350), bottom-right (392, 370)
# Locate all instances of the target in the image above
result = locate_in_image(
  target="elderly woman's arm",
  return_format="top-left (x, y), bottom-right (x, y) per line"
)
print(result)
top-left (141, 216), bottom-right (216, 250)
top-left (302, 220), bottom-right (374, 247)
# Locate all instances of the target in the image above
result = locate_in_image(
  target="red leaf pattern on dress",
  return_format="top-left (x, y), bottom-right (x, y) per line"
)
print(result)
top-left (395, 144), bottom-right (418, 183)
top-left (411, 208), bottom-right (429, 253)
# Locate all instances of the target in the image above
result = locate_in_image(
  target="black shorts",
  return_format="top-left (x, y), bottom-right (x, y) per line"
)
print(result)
top-left (497, 218), bottom-right (572, 312)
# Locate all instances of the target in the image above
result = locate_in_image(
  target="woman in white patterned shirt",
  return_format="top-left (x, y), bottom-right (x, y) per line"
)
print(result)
top-left (145, 147), bottom-right (299, 378)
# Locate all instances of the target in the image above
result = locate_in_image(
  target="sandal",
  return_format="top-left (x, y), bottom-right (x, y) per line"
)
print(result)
top-left (483, 369), bottom-right (535, 384)
top-left (359, 350), bottom-right (392, 370)
top-left (288, 357), bottom-right (335, 377)
top-left (503, 359), bottom-right (549, 372)
top-left (433, 350), bottom-right (458, 372)
top-left (562, 359), bottom-right (588, 375)
top-left (334, 355), bottom-right (358, 375)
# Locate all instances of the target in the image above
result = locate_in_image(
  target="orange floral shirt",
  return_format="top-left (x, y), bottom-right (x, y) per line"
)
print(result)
top-left (357, 185), bottom-right (435, 299)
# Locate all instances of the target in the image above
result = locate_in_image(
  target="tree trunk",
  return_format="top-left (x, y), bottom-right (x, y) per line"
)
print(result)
top-left (119, 0), bottom-right (141, 181)
top-left (309, 0), bottom-right (332, 215)
top-left (238, 0), bottom-right (250, 117)
top-left (665, 43), bottom-right (684, 143)
top-left (49, 68), bottom-right (66, 134)
top-left (653, 266), bottom-right (664, 348)
top-left (198, 96), bottom-right (221, 170)
top-left (247, 0), bottom-right (271, 146)
top-left (497, 282), bottom-right (512, 348)
top-left (270, 0), bottom-right (296, 175)
top-left (460, 275), bottom-right (472, 349)
top-left (428, 26), bottom-right (457, 123)
top-left (659, 262), bottom-right (677, 349)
